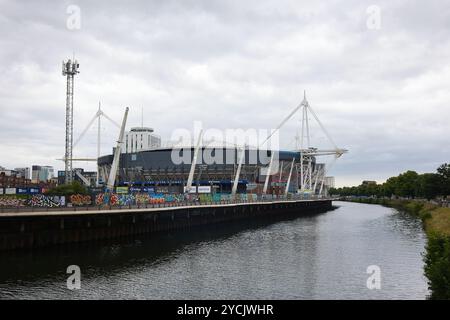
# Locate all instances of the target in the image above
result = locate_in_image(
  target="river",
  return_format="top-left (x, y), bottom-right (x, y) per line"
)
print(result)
top-left (0, 201), bottom-right (429, 299)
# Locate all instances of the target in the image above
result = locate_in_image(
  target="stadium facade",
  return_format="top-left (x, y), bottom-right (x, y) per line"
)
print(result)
top-left (98, 146), bottom-right (317, 195)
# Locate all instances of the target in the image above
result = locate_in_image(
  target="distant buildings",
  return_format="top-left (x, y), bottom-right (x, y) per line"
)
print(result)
top-left (0, 165), bottom-right (56, 189)
top-left (362, 180), bottom-right (377, 185)
top-left (31, 165), bottom-right (54, 183)
top-left (324, 176), bottom-right (335, 188)
top-left (0, 172), bottom-right (31, 189)
top-left (0, 164), bottom-right (99, 189)
top-left (14, 167), bottom-right (30, 179)
top-left (58, 168), bottom-right (97, 187)
top-left (0, 166), bottom-right (30, 180)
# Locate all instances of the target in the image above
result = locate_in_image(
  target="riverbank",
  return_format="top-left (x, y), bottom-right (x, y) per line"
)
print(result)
top-left (343, 197), bottom-right (450, 299)
top-left (0, 199), bottom-right (332, 251)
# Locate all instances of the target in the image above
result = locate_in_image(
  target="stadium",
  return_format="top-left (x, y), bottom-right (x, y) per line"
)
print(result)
top-left (97, 146), bottom-right (318, 195)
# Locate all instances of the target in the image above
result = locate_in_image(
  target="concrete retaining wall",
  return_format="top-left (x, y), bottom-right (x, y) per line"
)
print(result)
top-left (0, 199), bottom-right (332, 251)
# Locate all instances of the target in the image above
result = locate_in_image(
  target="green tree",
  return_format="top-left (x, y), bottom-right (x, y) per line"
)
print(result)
top-left (418, 173), bottom-right (442, 200)
top-left (436, 163), bottom-right (450, 196)
top-left (395, 171), bottom-right (419, 198)
top-left (45, 181), bottom-right (88, 197)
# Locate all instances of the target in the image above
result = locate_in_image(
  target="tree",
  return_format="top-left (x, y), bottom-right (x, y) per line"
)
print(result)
top-left (395, 171), bottom-right (419, 198)
top-left (45, 181), bottom-right (88, 197)
top-left (436, 163), bottom-right (450, 196)
top-left (418, 173), bottom-right (442, 200)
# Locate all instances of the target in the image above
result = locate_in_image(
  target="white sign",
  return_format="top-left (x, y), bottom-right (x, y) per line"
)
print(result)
top-left (246, 183), bottom-right (257, 190)
top-left (183, 186), bottom-right (211, 193)
top-left (5, 188), bottom-right (16, 195)
top-left (197, 186), bottom-right (211, 194)
top-left (0, 188), bottom-right (3, 195)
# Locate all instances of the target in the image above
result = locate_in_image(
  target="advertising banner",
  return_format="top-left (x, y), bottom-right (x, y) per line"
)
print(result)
top-left (156, 186), bottom-right (169, 194)
top-left (29, 188), bottom-right (40, 194)
top-left (16, 188), bottom-right (28, 195)
top-left (143, 187), bottom-right (155, 194)
top-left (246, 183), bottom-right (258, 190)
top-left (129, 187), bottom-right (142, 193)
top-left (197, 186), bottom-right (211, 193)
top-left (115, 187), bottom-right (129, 194)
top-left (5, 188), bottom-right (16, 195)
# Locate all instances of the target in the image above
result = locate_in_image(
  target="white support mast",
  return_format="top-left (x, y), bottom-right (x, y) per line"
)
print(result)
top-left (285, 157), bottom-right (295, 196)
top-left (97, 102), bottom-right (102, 186)
top-left (106, 107), bottom-right (129, 191)
top-left (259, 91), bottom-right (348, 196)
top-left (263, 152), bottom-right (275, 194)
top-left (231, 145), bottom-right (246, 197)
top-left (186, 129), bottom-right (203, 193)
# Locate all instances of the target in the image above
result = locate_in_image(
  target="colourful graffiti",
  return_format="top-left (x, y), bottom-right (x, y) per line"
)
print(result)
top-left (0, 192), bottom-right (263, 209)
top-left (28, 195), bottom-right (60, 207)
top-left (95, 193), bottom-right (105, 206)
top-left (136, 193), bottom-right (150, 205)
top-left (0, 196), bottom-right (27, 207)
top-left (118, 194), bottom-right (135, 206)
top-left (70, 194), bottom-right (92, 206)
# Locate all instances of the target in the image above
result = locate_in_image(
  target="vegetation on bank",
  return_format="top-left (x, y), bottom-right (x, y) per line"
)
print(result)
top-left (44, 181), bottom-right (88, 197)
top-left (348, 197), bottom-right (450, 299)
top-left (330, 163), bottom-right (449, 200)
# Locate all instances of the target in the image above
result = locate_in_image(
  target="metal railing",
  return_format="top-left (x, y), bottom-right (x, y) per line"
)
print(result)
top-left (0, 194), bottom-right (330, 214)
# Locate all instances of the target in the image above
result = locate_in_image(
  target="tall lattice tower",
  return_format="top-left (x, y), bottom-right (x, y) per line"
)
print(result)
top-left (62, 59), bottom-right (80, 184)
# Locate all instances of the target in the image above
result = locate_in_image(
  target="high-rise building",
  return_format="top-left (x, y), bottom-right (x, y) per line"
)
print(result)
top-left (31, 165), bottom-right (54, 183)
top-left (123, 127), bottom-right (161, 154)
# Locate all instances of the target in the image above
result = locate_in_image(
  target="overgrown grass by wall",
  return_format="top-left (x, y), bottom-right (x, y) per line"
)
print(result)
top-left (344, 197), bottom-right (450, 300)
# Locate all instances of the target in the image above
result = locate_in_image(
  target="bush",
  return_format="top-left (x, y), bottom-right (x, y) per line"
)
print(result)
top-left (424, 233), bottom-right (450, 299)
top-left (45, 181), bottom-right (88, 197)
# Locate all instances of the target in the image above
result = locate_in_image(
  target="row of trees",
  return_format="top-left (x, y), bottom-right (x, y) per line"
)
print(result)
top-left (330, 163), bottom-right (450, 200)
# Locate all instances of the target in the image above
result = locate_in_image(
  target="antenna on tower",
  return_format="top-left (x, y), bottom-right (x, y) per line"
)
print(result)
top-left (141, 106), bottom-right (144, 128)
top-left (62, 58), bottom-right (80, 184)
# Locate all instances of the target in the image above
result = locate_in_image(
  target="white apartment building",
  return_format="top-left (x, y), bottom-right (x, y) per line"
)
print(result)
top-left (123, 127), bottom-right (161, 154)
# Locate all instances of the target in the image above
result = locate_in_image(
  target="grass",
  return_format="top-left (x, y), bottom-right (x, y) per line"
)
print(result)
top-left (424, 207), bottom-right (450, 237)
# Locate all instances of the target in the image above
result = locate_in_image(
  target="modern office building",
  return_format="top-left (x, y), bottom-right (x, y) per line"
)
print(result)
top-left (31, 165), bottom-right (54, 183)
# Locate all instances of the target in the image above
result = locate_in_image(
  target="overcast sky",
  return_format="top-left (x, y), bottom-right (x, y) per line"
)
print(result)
top-left (0, 0), bottom-right (449, 187)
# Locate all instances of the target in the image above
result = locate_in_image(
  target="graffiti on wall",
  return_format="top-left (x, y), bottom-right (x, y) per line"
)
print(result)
top-left (70, 194), bottom-right (92, 206)
top-left (28, 195), bottom-right (60, 207)
top-left (0, 196), bottom-right (27, 207)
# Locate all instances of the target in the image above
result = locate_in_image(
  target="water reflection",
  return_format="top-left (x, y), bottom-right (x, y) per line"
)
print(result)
top-left (0, 202), bottom-right (428, 299)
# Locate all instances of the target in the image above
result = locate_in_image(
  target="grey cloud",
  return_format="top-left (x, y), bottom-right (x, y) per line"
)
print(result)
top-left (0, 0), bottom-right (449, 186)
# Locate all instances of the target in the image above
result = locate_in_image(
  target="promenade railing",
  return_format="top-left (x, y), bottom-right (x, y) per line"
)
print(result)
top-left (0, 194), bottom-right (331, 214)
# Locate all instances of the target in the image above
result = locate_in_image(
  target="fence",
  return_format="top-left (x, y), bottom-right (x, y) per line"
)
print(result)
top-left (0, 192), bottom-right (327, 213)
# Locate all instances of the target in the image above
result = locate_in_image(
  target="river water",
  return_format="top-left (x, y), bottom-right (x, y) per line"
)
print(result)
top-left (0, 201), bottom-right (429, 299)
